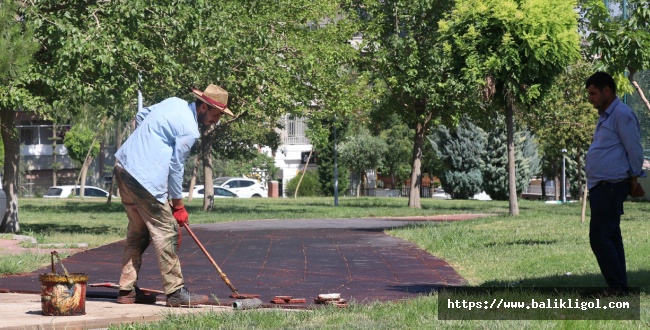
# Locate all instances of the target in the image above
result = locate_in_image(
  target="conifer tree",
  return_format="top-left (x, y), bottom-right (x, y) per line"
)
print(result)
top-left (482, 117), bottom-right (540, 200)
top-left (482, 122), bottom-right (509, 200)
top-left (430, 117), bottom-right (486, 199)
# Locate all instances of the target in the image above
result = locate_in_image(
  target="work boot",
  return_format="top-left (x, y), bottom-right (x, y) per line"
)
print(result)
top-left (117, 287), bottom-right (158, 304)
top-left (166, 287), bottom-right (209, 307)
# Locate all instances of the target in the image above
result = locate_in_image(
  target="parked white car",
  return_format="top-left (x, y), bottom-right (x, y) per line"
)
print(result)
top-left (213, 177), bottom-right (267, 198)
top-left (182, 185), bottom-right (238, 199)
top-left (43, 185), bottom-right (113, 198)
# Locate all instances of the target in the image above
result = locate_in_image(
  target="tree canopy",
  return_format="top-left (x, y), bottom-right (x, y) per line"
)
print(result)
top-left (0, 0), bottom-right (39, 233)
top-left (585, 0), bottom-right (650, 110)
top-left (18, 1), bottom-right (368, 209)
top-left (439, 0), bottom-right (581, 215)
top-left (352, 0), bottom-right (481, 208)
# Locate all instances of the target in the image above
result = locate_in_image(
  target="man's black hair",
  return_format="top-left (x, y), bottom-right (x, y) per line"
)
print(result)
top-left (586, 71), bottom-right (617, 95)
top-left (195, 98), bottom-right (205, 107)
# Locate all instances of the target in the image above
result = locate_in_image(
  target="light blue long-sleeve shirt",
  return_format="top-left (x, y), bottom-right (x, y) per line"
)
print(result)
top-left (115, 97), bottom-right (200, 203)
top-left (585, 97), bottom-right (644, 190)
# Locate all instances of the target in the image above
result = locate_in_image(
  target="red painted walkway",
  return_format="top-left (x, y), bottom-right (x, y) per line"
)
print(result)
top-left (0, 217), bottom-right (480, 308)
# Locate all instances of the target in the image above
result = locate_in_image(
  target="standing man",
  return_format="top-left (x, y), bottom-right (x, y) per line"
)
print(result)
top-left (114, 85), bottom-right (234, 306)
top-left (585, 71), bottom-right (644, 295)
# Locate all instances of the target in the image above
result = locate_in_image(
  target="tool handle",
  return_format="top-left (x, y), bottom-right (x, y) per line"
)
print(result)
top-left (184, 224), bottom-right (239, 294)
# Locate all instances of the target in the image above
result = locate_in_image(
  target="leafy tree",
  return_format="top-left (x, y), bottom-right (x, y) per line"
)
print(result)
top-left (532, 60), bottom-right (596, 200)
top-left (310, 117), bottom-right (351, 197)
top-left (23, 1), bottom-right (366, 209)
top-left (567, 151), bottom-right (585, 199)
top-left (0, 0), bottom-right (40, 233)
top-left (429, 117), bottom-right (486, 199)
top-left (63, 125), bottom-right (101, 197)
top-left (628, 70), bottom-right (650, 148)
top-left (439, 0), bottom-right (581, 215)
top-left (337, 127), bottom-right (387, 197)
top-left (517, 130), bottom-right (541, 194)
top-left (584, 0), bottom-right (650, 111)
top-left (421, 137), bottom-right (445, 190)
top-left (350, 0), bottom-right (482, 208)
top-left (191, 2), bottom-right (367, 209)
top-left (374, 114), bottom-right (413, 189)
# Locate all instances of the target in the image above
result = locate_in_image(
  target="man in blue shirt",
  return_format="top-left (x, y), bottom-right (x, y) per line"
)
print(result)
top-left (585, 72), bottom-right (644, 295)
top-left (114, 85), bottom-right (234, 306)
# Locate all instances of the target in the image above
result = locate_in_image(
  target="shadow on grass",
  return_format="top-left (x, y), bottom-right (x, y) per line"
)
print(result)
top-left (484, 239), bottom-right (559, 247)
top-left (386, 270), bottom-right (650, 295)
top-left (303, 204), bottom-right (503, 215)
top-left (481, 270), bottom-right (650, 294)
top-left (21, 201), bottom-right (125, 214)
top-left (20, 223), bottom-right (120, 235)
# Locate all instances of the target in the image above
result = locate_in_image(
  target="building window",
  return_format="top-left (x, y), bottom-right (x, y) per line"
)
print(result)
top-left (17, 122), bottom-right (69, 145)
top-left (283, 115), bottom-right (310, 145)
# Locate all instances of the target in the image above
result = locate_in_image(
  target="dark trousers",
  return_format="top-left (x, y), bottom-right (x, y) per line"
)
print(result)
top-left (589, 180), bottom-right (630, 290)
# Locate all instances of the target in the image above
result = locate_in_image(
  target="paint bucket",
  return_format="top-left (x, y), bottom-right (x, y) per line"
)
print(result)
top-left (39, 251), bottom-right (88, 316)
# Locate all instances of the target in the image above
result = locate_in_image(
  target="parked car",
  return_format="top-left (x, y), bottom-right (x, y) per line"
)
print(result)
top-left (431, 187), bottom-right (451, 200)
top-left (43, 185), bottom-right (113, 198)
top-left (213, 177), bottom-right (267, 198)
top-left (182, 185), bottom-right (238, 199)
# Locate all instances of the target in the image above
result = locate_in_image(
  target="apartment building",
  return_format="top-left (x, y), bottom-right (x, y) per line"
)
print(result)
top-left (15, 112), bottom-right (115, 196)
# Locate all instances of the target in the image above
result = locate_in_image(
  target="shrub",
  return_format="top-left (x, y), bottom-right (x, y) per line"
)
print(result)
top-left (285, 170), bottom-right (322, 197)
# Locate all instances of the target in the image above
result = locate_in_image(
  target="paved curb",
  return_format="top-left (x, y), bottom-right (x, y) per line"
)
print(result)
top-left (0, 293), bottom-right (229, 330)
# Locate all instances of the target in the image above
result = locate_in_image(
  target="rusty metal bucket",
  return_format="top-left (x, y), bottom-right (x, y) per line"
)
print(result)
top-left (39, 251), bottom-right (88, 316)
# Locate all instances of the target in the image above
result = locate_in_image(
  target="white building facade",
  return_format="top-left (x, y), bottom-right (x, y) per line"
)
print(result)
top-left (260, 114), bottom-right (317, 197)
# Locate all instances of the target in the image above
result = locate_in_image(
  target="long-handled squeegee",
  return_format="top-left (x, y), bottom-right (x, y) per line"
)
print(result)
top-left (183, 224), bottom-right (259, 299)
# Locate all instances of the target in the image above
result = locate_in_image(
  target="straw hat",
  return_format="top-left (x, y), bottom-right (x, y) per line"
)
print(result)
top-left (191, 84), bottom-right (234, 117)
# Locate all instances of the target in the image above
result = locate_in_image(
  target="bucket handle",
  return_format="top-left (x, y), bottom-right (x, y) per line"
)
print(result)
top-left (50, 251), bottom-right (74, 284)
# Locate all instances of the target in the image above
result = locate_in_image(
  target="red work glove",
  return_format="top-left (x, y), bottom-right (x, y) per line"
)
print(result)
top-left (172, 205), bottom-right (189, 227)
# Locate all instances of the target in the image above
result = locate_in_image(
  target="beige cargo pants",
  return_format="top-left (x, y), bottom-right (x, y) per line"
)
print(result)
top-left (115, 164), bottom-right (184, 295)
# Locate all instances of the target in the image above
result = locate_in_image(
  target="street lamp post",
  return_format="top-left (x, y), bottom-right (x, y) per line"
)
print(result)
top-left (333, 115), bottom-right (339, 207)
top-left (561, 149), bottom-right (567, 203)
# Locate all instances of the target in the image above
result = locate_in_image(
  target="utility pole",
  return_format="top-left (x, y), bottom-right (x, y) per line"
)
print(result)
top-left (333, 115), bottom-right (339, 207)
top-left (561, 149), bottom-right (567, 203)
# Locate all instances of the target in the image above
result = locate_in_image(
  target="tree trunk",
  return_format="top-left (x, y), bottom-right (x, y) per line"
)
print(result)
top-left (356, 170), bottom-right (361, 197)
top-left (0, 109), bottom-right (20, 233)
top-left (52, 123), bottom-right (58, 187)
top-left (294, 149), bottom-right (313, 198)
top-left (188, 156), bottom-right (199, 202)
top-left (79, 157), bottom-right (93, 197)
top-left (202, 126), bottom-right (216, 211)
top-left (408, 122), bottom-right (425, 208)
top-left (505, 101), bottom-right (519, 215)
top-left (202, 147), bottom-right (214, 211)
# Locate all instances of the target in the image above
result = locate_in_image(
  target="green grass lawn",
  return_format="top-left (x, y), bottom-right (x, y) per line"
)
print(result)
top-left (3, 197), bottom-right (649, 329)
